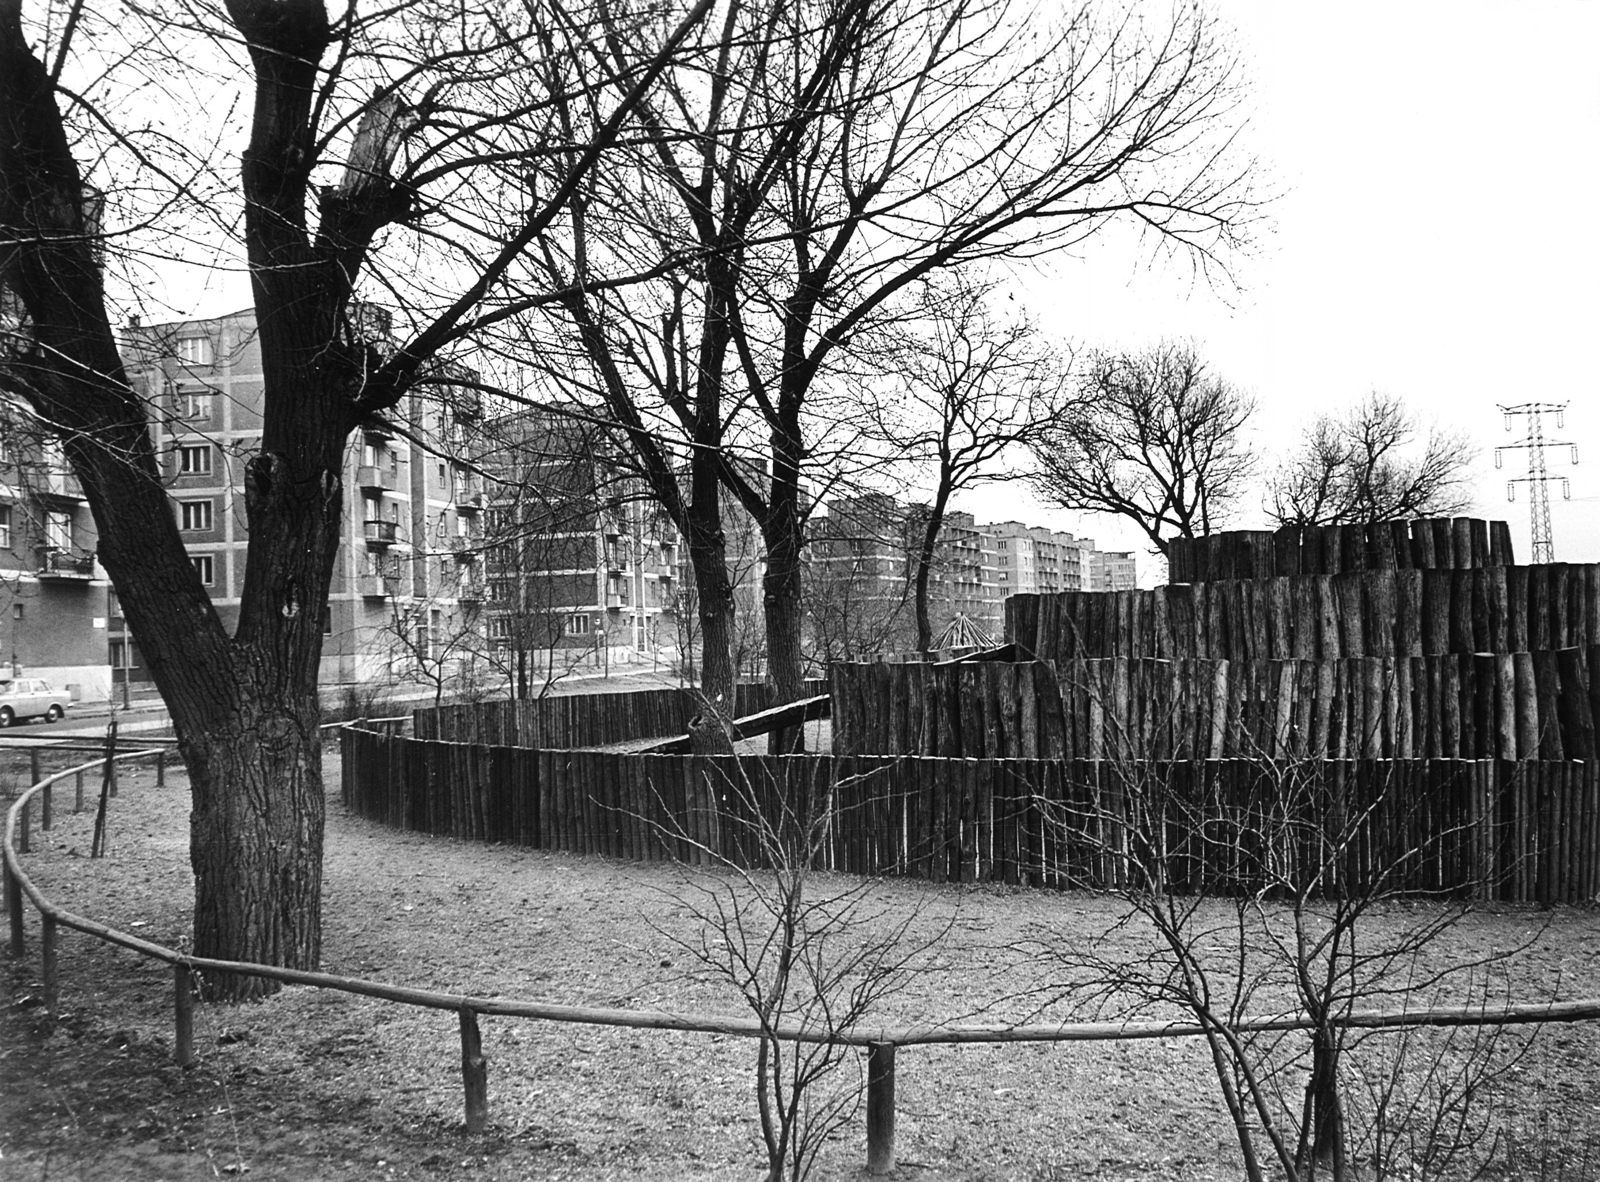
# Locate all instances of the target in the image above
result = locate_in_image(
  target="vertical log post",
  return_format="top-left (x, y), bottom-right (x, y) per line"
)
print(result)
top-left (459, 1006), bottom-right (488, 1134)
top-left (18, 799), bottom-right (29, 854)
top-left (174, 962), bottom-right (195, 1066)
top-left (41, 913), bottom-right (58, 1013)
top-left (41, 784), bottom-right (51, 832)
top-left (5, 857), bottom-right (22, 957)
top-left (866, 1042), bottom-right (897, 1174)
top-left (74, 769), bottom-right (83, 813)
top-left (157, 749), bottom-right (165, 788)
top-left (29, 749), bottom-right (41, 797)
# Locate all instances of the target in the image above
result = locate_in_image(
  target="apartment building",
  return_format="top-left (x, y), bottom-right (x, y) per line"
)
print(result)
top-left (120, 307), bottom-right (486, 688)
top-left (0, 402), bottom-right (112, 699)
top-left (478, 409), bottom-right (683, 680)
top-left (805, 497), bottom-right (1137, 657)
top-left (1089, 549), bottom-right (1138, 592)
top-left (991, 521), bottom-right (1093, 596)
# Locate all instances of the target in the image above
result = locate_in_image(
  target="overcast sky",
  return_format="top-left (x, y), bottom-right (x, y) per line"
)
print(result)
top-left (967, 1), bottom-right (1600, 580)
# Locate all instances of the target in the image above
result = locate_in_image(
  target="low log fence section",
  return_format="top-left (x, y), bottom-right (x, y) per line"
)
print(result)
top-left (341, 728), bottom-right (1600, 905)
top-left (1165, 518), bottom-right (1514, 584)
top-left (1006, 564), bottom-right (1600, 662)
top-left (829, 654), bottom-right (1600, 763)
top-left (412, 682), bottom-right (825, 746)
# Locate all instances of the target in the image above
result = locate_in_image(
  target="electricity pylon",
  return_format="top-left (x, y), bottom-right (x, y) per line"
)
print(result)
top-left (1496, 402), bottom-right (1578, 564)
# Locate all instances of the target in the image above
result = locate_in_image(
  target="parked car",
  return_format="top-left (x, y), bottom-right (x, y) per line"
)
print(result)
top-left (0, 678), bottom-right (71, 726)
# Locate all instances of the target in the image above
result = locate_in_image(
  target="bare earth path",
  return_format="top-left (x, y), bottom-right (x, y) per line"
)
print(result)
top-left (5, 752), bottom-right (1600, 1181)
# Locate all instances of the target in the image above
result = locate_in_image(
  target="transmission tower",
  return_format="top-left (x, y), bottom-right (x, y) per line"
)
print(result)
top-left (1496, 402), bottom-right (1578, 564)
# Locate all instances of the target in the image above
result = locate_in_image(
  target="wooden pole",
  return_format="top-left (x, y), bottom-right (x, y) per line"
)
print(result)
top-left (17, 799), bottom-right (28, 855)
top-left (41, 912), bottom-right (58, 1012)
top-left (174, 962), bottom-right (195, 1066)
top-left (156, 749), bottom-right (165, 788)
top-left (5, 858), bottom-right (21, 957)
top-left (74, 769), bottom-right (83, 814)
top-left (866, 1042), bottom-right (897, 1175)
top-left (460, 1006), bottom-right (488, 1134)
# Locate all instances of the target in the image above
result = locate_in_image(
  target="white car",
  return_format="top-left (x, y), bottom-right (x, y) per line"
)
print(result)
top-left (0, 678), bottom-right (71, 726)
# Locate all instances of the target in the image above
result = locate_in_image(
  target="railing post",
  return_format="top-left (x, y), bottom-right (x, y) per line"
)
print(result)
top-left (18, 799), bottom-right (29, 854)
top-left (41, 913), bottom-right (57, 1012)
top-left (174, 962), bottom-right (195, 1067)
top-left (75, 770), bottom-right (84, 813)
top-left (866, 1042), bottom-right (897, 1175)
top-left (157, 750), bottom-right (166, 788)
top-left (41, 784), bottom-right (51, 831)
top-left (459, 1006), bottom-right (488, 1133)
top-left (30, 750), bottom-right (40, 794)
top-left (5, 857), bottom-right (22, 957)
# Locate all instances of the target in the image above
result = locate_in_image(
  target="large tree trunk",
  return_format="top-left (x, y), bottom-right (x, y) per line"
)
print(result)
top-left (912, 487), bottom-right (952, 656)
top-left (687, 492), bottom-right (738, 754)
top-left (760, 413), bottom-right (808, 753)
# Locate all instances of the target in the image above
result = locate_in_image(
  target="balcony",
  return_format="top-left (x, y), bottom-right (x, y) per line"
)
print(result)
top-left (455, 484), bottom-right (484, 513)
top-left (457, 578), bottom-right (484, 604)
top-left (357, 465), bottom-right (395, 493)
top-left (452, 390), bottom-right (483, 422)
top-left (37, 548), bottom-right (95, 580)
top-left (449, 536), bottom-right (478, 563)
top-left (361, 421), bottom-right (394, 444)
top-left (35, 469), bottom-right (86, 508)
top-left (356, 574), bottom-right (390, 598)
top-left (364, 519), bottom-right (399, 546)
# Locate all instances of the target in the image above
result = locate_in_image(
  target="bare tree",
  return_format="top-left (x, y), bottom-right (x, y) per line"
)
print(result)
top-left (1030, 702), bottom-right (1545, 1182)
top-left (1030, 342), bottom-right (1256, 556)
top-left (526, 0), bottom-right (1259, 746)
top-left (1266, 391), bottom-right (1476, 528)
top-left (657, 758), bottom-right (949, 1182)
top-left (870, 281), bottom-right (1070, 653)
top-left (0, 0), bottom-right (714, 995)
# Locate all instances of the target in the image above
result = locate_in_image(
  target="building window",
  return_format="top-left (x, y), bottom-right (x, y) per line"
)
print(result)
top-left (488, 616), bottom-right (512, 640)
top-left (566, 614), bottom-right (590, 636)
top-left (191, 554), bottom-right (214, 585)
top-left (179, 445), bottom-right (212, 475)
top-left (0, 505), bottom-right (10, 549)
top-left (174, 387), bottom-right (211, 420)
top-left (45, 510), bottom-right (71, 550)
top-left (180, 500), bottom-right (213, 532)
top-left (488, 578), bottom-right (512, 604)
top-left (176, 336), bottom-right (212, 366)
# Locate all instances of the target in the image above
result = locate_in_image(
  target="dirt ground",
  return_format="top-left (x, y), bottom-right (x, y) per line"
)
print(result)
top-left (6, 748), bottom-right (1600, 1182)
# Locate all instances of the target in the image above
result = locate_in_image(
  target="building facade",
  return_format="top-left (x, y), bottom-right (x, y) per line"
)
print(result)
top-left (120, 307), bottom-right (487, 690)
top-left (477, 409), bottom-right (684, 690)
top-left (0, 402), bottom-right (112, 699)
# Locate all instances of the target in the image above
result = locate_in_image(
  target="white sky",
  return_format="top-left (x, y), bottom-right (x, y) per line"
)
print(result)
top-left (964, 0), bottom-right (1600, 580)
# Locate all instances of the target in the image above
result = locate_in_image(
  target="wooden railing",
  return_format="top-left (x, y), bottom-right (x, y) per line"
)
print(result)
top-left (13, 735), bottom-right (1600, 1172)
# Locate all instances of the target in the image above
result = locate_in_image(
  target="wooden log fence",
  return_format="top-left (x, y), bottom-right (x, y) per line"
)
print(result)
top-left (830, 653), bottom-right (1600, 763)
top-left (1166, 519), bottom-right (1514, 584)
top-left (1006, 564), bottom-right (1600, 662)
top-left (341, 728), bottom-right (1600, 906)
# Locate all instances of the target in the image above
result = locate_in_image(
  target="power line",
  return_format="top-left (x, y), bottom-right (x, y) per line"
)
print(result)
top-left (1496, 402), bottom-right (1578, 564)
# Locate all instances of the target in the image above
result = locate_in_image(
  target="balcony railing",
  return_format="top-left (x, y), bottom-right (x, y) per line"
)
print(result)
top-left (37, 548), bottom-right (95, 579)
top-left (457, 578), bottom-right (484, 603)
top-left (356, 574), bottom-right (390, 598)
top-left (364, 519), bottom-right (399, 546)
top-left (449, 536), bottom-right (478, 563)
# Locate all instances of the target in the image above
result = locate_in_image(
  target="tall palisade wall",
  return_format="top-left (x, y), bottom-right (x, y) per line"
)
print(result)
top-left (832, 519), bottom-right (1600, 762)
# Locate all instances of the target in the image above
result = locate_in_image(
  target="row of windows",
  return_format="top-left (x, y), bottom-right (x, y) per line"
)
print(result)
top-left (0, 506), bottom-right (73, 551)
